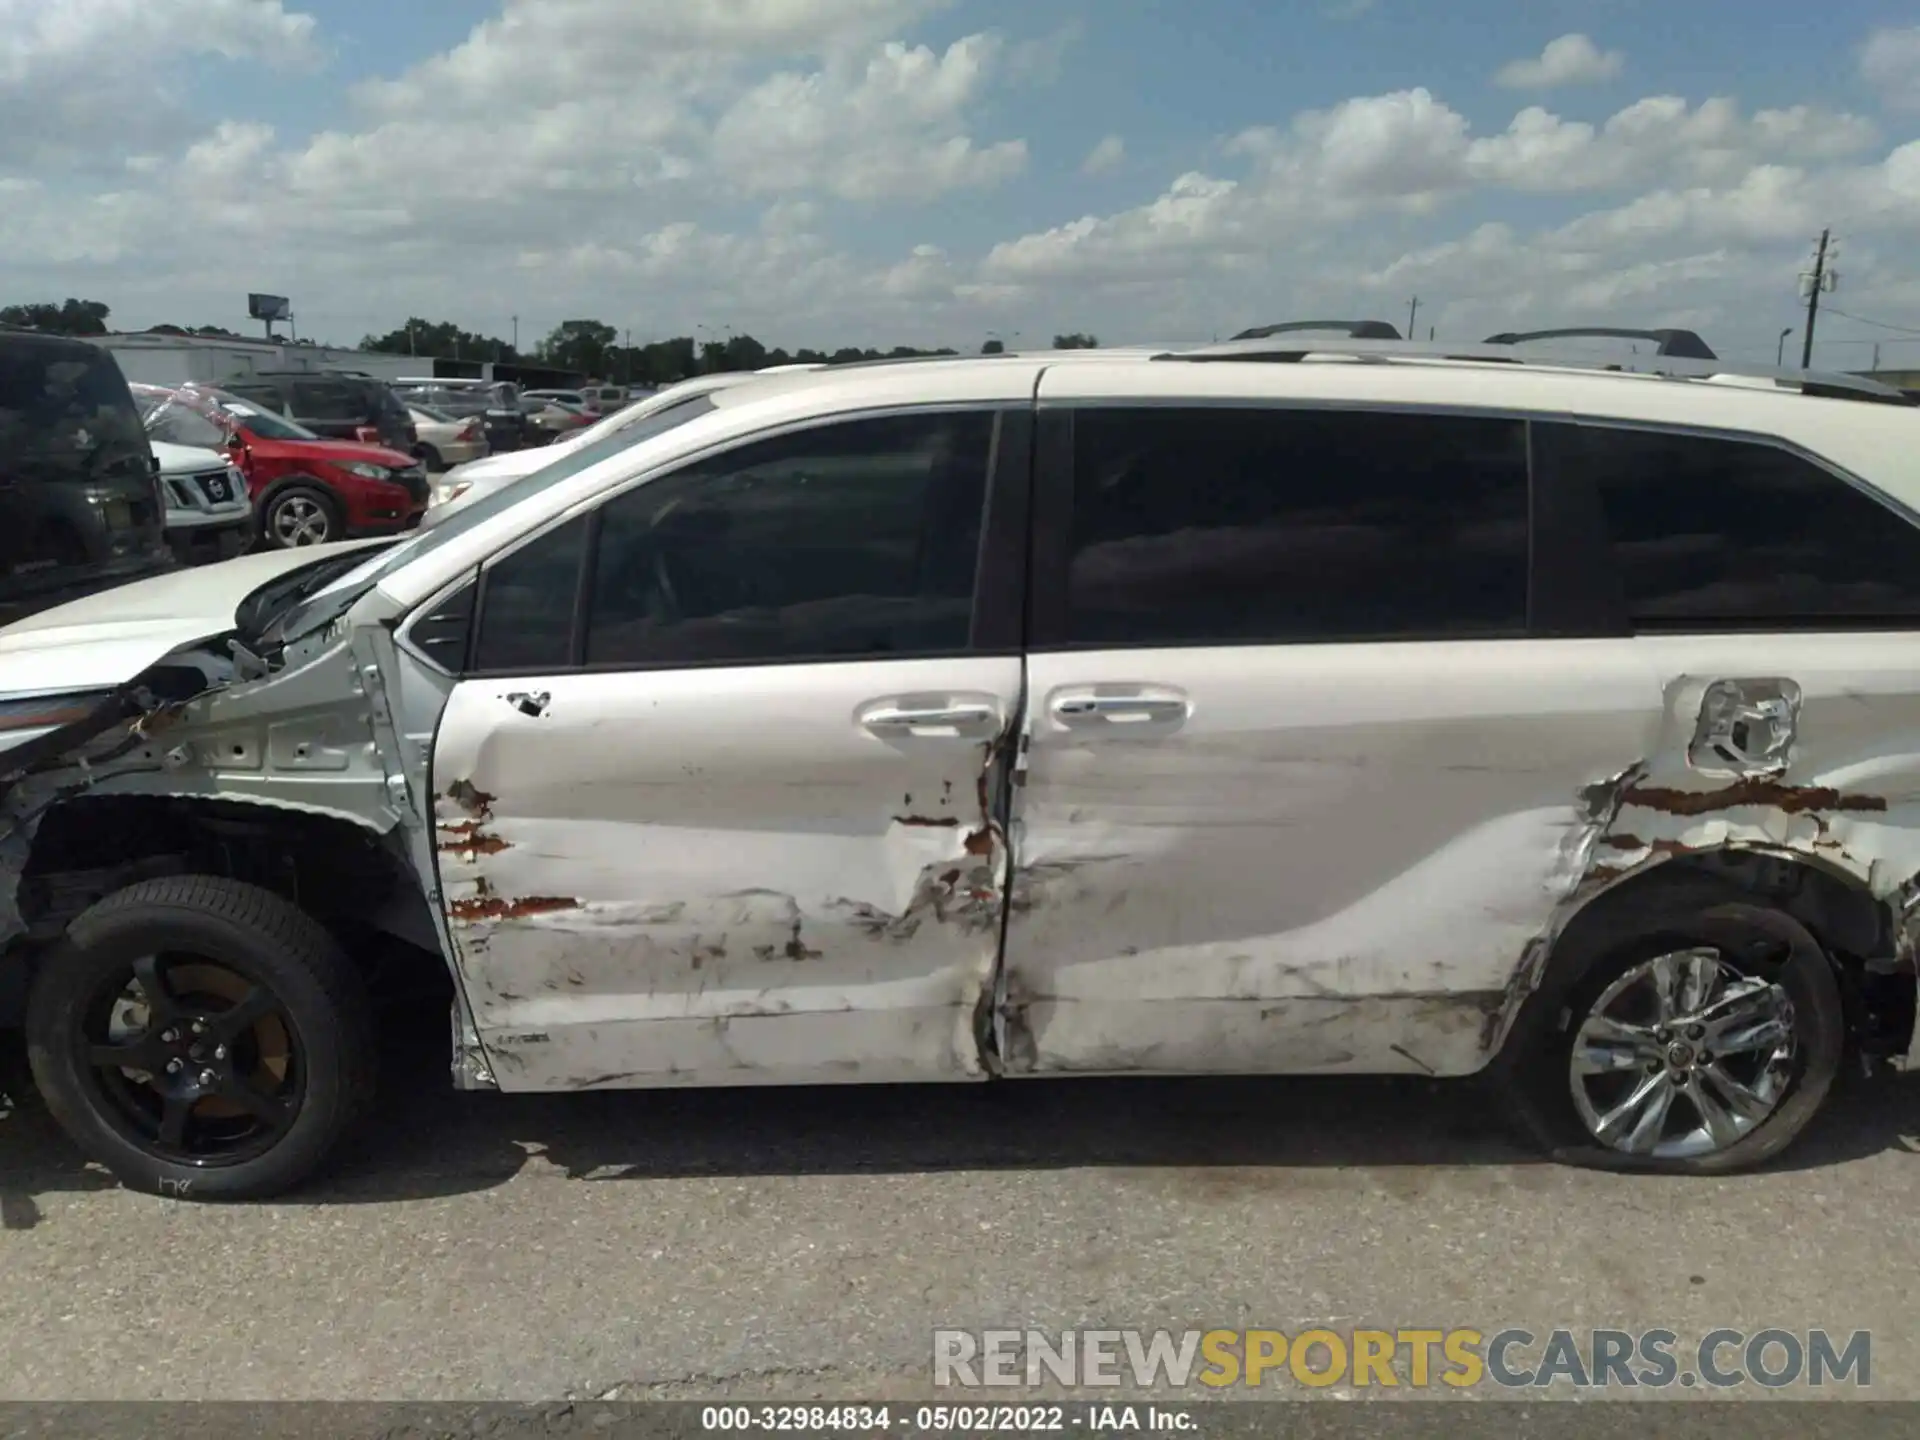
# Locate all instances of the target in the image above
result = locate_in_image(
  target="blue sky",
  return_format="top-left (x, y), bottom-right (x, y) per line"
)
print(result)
top-left (5, 1), bottom-right (1919, 364)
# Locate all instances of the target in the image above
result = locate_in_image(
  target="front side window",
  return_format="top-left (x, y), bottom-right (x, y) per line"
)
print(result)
top-left (465, 410), bottom-right (997, 672)
top-left (1064, 406), bottom-right (1530, 646)
top-left (1539, 422), bottom-right (1920, 628)
top-left (584, 411), bottom-right (994, 666)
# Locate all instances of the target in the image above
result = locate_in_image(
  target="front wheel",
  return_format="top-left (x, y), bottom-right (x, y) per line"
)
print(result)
top-left (25, 876), bottom-right (376, 1201)
top-left (261, 484), bottom-right (341, 548)
top-left (1503, 898), bottom-right (1845, 1174)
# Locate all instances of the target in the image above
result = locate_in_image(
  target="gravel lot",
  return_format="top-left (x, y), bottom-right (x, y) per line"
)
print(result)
top-left (5, 1006), bottom-right (1920, 1421)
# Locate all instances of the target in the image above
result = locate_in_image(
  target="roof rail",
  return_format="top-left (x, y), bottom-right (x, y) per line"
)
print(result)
top-left (1231, 319), bottom-right (1403, 341)
top-left (1153, 337), bottom-right (1917, 406)
top-left (1482, 327), bottom-right (1718, 360)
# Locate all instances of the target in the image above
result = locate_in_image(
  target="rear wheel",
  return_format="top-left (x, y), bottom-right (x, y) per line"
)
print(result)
top-left (417, 444), bottom-right (445, 472)
top-left (25, 876), bottom-right (375, 1201)
top-left (1502, 898), bottom-right (1845, 1174)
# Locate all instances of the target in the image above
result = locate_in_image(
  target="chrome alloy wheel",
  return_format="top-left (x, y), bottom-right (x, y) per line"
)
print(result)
top-left (270, 494), bottom-right (332, 546)
top-left (1568, 947), bottom-right (1797, 1160)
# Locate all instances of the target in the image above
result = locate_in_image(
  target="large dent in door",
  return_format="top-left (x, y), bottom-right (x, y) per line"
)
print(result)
top-left (435, 725), bottom-right (1012, 1090)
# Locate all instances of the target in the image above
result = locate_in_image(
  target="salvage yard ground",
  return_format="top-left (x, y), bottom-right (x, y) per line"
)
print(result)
top-left (7, 1011), bottom-right (1920, 1405)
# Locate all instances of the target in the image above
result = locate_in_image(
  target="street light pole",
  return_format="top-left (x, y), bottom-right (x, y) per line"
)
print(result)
top-left (1777, 328), bottom-right (1793, 366)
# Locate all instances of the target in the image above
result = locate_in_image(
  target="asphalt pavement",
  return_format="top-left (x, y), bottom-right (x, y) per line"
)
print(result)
top-left (5, 1005), bottom-right (1920, 1421)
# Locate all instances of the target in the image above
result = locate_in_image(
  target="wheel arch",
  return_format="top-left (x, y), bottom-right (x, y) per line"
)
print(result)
top-left (1510, 843), bottom-right (1913, 1063)
top-left (5, 794), bottom-right (451, 1020)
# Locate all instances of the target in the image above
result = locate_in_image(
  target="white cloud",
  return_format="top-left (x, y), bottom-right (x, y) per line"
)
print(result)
top-left (710, 35), bottom-right (1026, 199)
top-left (1862, 26), bottom-right (1920, 110)
top-left (0, 0), bottom-right (319, 168)
top-left (1, 4), bottom-right (1916, 365)
top-left (1496, 34), bottom-right (1624, 90)
top-left (1081, 135), bottom-right (1126, 175)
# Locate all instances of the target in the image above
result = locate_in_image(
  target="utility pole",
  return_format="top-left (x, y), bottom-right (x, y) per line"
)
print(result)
top-left (511, 315), bottom-right (519, 354)
top-left (1799, 229), bottom-right (1834, 370)
top-left (1407, 296), bottom-right (1419, 339)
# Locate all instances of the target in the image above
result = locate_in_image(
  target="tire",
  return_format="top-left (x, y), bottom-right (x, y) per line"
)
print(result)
top-left (260, 483), bottom-right (342, 548)
top-left (1497, 893), bottom-right (1845, 1175)
top-left (418, 444), bottom-right (445, 473)
top-left (25, 876), bottom-right (376, 1201)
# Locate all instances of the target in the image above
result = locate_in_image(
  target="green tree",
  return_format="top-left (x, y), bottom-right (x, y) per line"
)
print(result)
top-left (0, 298), bottom-right (112, 335)
top-left (537, 319), bottom-right (618, 376)
top-left (362, 317), bottom-right (519, 362)
top-left (981, 338), bottom-right (1005, 354)
top-left (1052, 332), bottom-right (1099, 350)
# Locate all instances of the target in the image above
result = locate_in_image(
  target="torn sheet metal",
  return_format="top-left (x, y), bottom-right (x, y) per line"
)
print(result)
top-left (429, 658), bottom-right (1020, 1091)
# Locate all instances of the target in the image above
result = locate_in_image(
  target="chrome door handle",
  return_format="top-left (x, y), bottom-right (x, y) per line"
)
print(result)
top-left (859, 700), bottom-right (1001, 740)
top-left (1050, 688), bottom-right (1190, 728)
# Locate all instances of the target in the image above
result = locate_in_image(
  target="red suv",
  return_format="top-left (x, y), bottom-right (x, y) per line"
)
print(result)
top-left (133, 383), bottom-right (429, 548)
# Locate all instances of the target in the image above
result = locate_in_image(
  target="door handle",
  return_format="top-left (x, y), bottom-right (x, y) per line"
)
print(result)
top-left (859, 699), bottom-right (1001, 740)
top-left (505, 690), bottom-right (550, 718)
top-left (1049, 687), bottom-right (1190, 728)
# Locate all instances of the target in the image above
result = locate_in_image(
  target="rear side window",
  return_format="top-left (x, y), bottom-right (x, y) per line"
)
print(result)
top-left (290, 378), bottom-right (364, 422)
top-left (0, 342), bottom-right (148, 463)
top-left (1539, 424), bottom-right (1920, 628)
top-left (221, 380), bottom-right (286, 413)
top-left (1063, 406), bottom-right (1530, 646)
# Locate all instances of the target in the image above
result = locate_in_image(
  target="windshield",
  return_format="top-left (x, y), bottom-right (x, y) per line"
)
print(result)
top-left (264, 391), bottom-right (721, 644)
top-left (192, 387), bottom-right (319, 441)
top-left (143, 393), bottom-right (231, 450)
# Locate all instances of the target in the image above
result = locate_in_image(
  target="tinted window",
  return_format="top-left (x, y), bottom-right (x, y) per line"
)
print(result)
top-left (584, 412), bottom-right (994, 666)
top-left (1065, 407), bottom-right (1529, 645)
top-left (290, 378), bottom-right (364, 422)
top-left (473, 515), bottom-right (586, 672)
top-left (220, 380), bottom-right (284, 410)
top-left (0, 342), bottom-right (149, 465)
top-left (1543, 423), bottom-right (1920, 628)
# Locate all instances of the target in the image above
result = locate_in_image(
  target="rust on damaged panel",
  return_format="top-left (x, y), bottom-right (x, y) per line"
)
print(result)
top-left (1621, 779), bottom-right (1888, 817)
top-left (444, 779), bottom-right (496, 820)
top-left (438, 819), bottom-right (511, 856)
top-left (448, 875), bottom-right (579, 923)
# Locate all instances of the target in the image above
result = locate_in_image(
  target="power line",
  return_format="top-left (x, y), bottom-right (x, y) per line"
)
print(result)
top-left (1821, 306), bottom-right (1920, 337)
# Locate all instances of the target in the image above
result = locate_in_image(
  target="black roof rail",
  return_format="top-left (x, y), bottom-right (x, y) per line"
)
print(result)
top-left (1482, 327), bottom-right (1718, 360)
top-left (1231, 319), bottom-right (1403, 342)
top-left (1154, 337), bottom-right (1917, 407)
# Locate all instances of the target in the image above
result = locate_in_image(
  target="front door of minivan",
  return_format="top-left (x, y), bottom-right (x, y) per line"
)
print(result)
top-left (425, 406), bottom-right (1031, 1091)
top-left (1000, 366), bottom-right (1665, 1080)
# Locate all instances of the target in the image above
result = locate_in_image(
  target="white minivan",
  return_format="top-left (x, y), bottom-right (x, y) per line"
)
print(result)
top-left (3, 336), bottom-right (1919, 1199)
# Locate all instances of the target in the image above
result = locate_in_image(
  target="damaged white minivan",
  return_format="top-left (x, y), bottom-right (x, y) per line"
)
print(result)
top-left (3, 338), bottom-right (1919, 1200)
